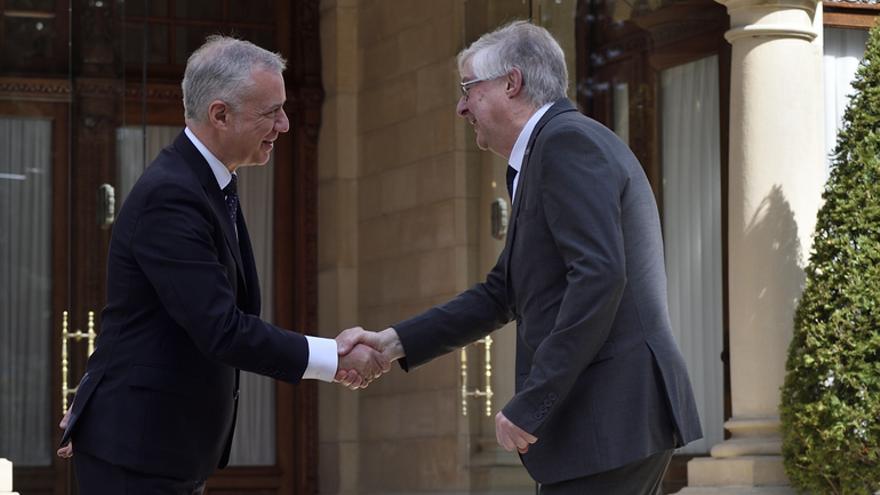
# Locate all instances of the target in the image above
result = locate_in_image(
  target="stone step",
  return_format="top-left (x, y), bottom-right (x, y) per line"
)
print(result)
top-left (675, 487), bottom-right (797, 495)
top-left (687, 456), bottom-right (789, 486)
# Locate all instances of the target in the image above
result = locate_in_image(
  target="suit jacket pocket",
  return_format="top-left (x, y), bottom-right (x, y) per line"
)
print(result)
top-left (127, 364), bottom-right (191, 397)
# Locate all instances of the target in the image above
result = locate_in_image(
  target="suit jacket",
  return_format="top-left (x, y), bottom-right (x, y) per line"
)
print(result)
top-left (394, 99), bottom-right (703, 484)
top-left (61, 131), bottom-right (309, 481)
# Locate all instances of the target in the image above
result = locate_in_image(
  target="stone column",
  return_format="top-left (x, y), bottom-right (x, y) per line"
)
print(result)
top-left (0, 459), bottom-right (19, 495)
top-left (681, 0), bottom-right (825, 492)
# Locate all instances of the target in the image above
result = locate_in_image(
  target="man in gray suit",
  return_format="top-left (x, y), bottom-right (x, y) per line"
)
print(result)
top-left (338, 21), bottom-right (702, 493)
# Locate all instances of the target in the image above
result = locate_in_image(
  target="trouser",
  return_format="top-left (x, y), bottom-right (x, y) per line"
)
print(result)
top-left (539, 449), bottom-right (674, 495)
top-left (73, 448), bottom-right (207, 495)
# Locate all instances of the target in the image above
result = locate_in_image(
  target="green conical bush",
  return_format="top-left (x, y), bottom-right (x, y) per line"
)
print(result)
top-left (780, 22), bottom-right (880, 495)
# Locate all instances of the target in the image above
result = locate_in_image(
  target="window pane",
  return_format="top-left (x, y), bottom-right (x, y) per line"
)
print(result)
top-left (230, 157), bottom-right (277, 466)
top-left (2, 16), bottom-right (57, 66)
top-left (116, 126), bottom-right (179, 206)
top-left (235, 28), bottom-right (275, 51)
top-left (123, 0), bottom-right (169, 18)
top-left (174, 0), bottom-right (222, 21)
top-left (6, 0), bottom-right (55, 10)
top-left (0, 117), bottom-right (53, 466)
top-left (823, 27), bottom-right (869, 179)
top-left (175, 26), bottom-right (217, 64)
top-left (612, 82), bottom-right (629, 145)
top-left (229, 0), bottom-right (274, 23)
top-left (124, 23), bottom-right (169, 65)
top-left (660, 55), bottom-right (724, 455)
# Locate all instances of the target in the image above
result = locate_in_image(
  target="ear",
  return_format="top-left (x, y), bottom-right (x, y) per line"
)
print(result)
top-left (207, 100), bottom-right (231, 129)
top-left (505, 68), bottom-right (524, 99)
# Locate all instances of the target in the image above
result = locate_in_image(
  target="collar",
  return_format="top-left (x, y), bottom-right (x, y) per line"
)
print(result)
top-left (184, 127), bottom-right (234, 190)
top-left (508, 102), bottom-right (553, 173)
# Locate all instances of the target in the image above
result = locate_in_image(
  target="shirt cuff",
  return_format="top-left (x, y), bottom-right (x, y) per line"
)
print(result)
top-left (302, 336), bottom-right (339, 382)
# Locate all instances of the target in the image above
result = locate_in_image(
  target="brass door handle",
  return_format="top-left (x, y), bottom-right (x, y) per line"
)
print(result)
top-left (61, 311), bottom-right (97, 411)
top-left (460, 335), bottom-right (494, 417)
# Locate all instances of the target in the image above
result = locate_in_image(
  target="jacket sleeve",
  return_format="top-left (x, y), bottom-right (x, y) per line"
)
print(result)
top-left (131, 182), bottom-right (309, 383)
top-left (393, 248), bottom-right (513, 371)
top-left (502, 124), bottom-right (627, 435)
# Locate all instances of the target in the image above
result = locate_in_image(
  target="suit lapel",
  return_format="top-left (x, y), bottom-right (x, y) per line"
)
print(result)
top-left (503, 99), bottom-right (579, 277)
top-left (236, 210), bottom-right (260, 314)
top-left (172, 132), bottom-right (248, 295)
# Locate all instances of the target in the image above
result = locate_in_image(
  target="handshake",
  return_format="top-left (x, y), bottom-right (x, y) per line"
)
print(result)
top-left (333, 327), bottom-right (405, 390)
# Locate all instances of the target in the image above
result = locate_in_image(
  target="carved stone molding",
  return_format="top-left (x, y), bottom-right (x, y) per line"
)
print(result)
top-left (123, 83), bottom-right (183, 103)
top-left (0, 77), bottom-right (72, 102)
top-left (717, 0), bottom-right (821, 42)
top-left (74, 78), bottom-right (122, 99)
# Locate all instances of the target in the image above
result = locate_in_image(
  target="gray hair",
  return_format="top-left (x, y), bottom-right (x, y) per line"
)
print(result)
top-left (457, 21), bottom-right (567, 107)
top-left (182, 35), bottom-right (286, 122)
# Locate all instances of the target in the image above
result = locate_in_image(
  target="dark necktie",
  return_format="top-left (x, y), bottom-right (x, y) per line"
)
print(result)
top-left (506, 165), bottom-right (517, 199)
top-left (223, 174), bottom-right (239, 228)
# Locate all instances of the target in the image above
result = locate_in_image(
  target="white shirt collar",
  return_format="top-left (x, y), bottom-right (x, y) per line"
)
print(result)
top-left (184, 127), bottom-right (234, 190)
top-left (507, 102), bottom-right (553, 201)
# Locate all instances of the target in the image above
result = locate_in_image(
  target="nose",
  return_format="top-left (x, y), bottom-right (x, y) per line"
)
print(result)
top-left (276, 108), bottom-right (290, 133)
top-left (456, 96), bottom-right (469, 118)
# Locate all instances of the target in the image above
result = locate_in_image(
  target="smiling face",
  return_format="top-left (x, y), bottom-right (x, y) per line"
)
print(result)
top-left (456, 59), bottom-right (514, 157)
top-left (223, 68), bottom-right (290, 169)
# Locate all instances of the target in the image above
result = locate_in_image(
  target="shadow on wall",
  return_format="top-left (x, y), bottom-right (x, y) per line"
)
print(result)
top-left (741, 184), bottom-right (806, 339)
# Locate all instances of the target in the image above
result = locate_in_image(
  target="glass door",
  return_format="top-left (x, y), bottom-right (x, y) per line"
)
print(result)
top-left (2, 1), bottom-right (320, 493)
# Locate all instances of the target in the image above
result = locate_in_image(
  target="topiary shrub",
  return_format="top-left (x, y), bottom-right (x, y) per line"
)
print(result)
top-left (780, 23), bottom-right (880, 495)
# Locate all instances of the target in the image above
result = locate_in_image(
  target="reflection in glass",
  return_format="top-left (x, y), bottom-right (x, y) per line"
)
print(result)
top-left (0, 117), bottom-right (52, 467)
top-left (3, 17), bottom-right (57, 64)
top-left (116, 126), bottom-right (179, 206)
top-left (231, 161), bottom-right (277, 466)
top-left (236, 29), bottom-right (275, 51)
top-left (123, 0), bottom-right (169, 18)
top-left (123, 23), bottom-right (169, 65)
top-left (536, 0), bottom-right (577, 98)
top-left (230, 0), bottom-right (275, 23)
top-left (175, 26), bottom-right (219, 64)
top-left (612, 82), bottom-right (629, 144)
top-left (175, 0), bottom-right (223, 21)
top-left (7, 0), bottom-right (54, 10)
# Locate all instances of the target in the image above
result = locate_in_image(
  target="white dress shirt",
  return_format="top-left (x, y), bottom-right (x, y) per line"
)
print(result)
top-left (507, 102), bottom-right (553, 202)
top-left (185, 127), bottom-right (338, 382)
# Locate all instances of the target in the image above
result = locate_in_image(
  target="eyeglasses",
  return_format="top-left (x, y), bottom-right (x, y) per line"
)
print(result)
top-left (459, 76), bottom-right (494, 100)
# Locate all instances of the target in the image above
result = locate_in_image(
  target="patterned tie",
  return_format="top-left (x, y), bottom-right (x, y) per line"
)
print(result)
top-left (506, 165), bottom-right (517, 199)
top-left (223, 174), bottom-right (239, 228)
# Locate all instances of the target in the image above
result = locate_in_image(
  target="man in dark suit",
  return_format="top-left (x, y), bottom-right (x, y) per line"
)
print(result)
top-left (56, 36), bottom-right (388, 494)
top-left (338, 21), bottom-right (702, 494)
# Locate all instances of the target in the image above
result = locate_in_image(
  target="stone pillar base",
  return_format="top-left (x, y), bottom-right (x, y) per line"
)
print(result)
top-left (687, 455), bottom-right (788, 486)
top-left (676, 487), bottom-right (796, 495)
top-left (675, 418), bottom-right (794, 494)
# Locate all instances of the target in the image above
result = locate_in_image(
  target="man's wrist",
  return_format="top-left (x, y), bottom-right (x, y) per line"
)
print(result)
top-left (380, 327), bottom-right (406, 361)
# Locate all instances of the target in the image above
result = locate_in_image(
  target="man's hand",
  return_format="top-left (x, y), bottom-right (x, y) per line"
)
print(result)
top-left (495, 411), bottom-right (537, 454)
top-left (336, 326), bottom-right (406, 363)
top-left (57, 407), bottom-right (73, 459)
top-left (334, 342), bottom-right (390, 390)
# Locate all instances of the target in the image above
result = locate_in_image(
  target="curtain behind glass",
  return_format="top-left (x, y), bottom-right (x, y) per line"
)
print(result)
top-left (230, 161), bottom-right (276, 466)
top-left (660, 55), bottom-right (724, 454)
top-left (116, 126), bottom-right (276, 465)
top-left (0, 117), bottom-right (52, 466)
top-left (823, 28), bottom-right (869, 179)
top-left (116, 125), bottom-right (180, 208)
